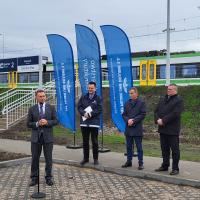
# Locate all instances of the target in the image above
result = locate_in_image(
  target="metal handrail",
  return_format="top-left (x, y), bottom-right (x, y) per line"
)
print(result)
top-left (0, 88), bottom-right (16, 98)
top-left (0, 88), bottom-right (18, 103)
top-left (2, 83), bottom-right (55, 114)
top-left (0, 80), bottom-right (82, 130)
top-left (0, 81), bottom-right (56, 130)
top-left (2, 91), bottom-right (34, 114)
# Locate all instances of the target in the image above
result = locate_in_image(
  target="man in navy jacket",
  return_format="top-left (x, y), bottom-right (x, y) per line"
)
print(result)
top-left (122, 87), bottom-right (146, 169)
top-left (78, 82), bottom-right (102, 165)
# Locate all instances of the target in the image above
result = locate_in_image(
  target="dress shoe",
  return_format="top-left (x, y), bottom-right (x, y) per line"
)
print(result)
top-left (169, 170), bottom-right (179, 175)
top-left (29, 179), bottom-right (37, 187)
top-left (155, 166), bottom-right (168, 172)
top-left (94, 159), bottom-right (99, 165)
top-left (80, 159), bottom-right (89, 165)
top-left (122, 161), bottom-right (132, 168)
top-left (138, 165), bottom-right (144, 170)
top-left (46, 179), bottom-right (54, 186)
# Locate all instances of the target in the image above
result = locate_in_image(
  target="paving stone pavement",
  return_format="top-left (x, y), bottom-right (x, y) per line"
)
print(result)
top-left (0, 163), bottom-right (199, 200)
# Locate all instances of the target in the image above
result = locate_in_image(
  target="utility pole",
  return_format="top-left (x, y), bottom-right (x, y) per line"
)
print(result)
top-left (0, 33), bottom-right (4, 59)
top-left (87, 19), bottom-right (94, 30)
top-left (39, 55), bottom-right (43, 89)
top-left (166, 0), bottom-right (171, 85)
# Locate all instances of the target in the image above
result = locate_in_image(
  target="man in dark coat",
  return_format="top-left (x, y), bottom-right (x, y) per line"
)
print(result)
top-left (27, 89), bottom-right (58, 186)
top-left (78, 82), bottom-right (102, 165)
top-left (122, 87), bottom-right (146, 169)
top-left (154, 84), bottom-right (184, 175)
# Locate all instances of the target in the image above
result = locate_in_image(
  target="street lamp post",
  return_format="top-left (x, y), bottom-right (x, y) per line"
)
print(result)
top-left (166, 0), bottom-right (171, 85)
top-left (87, 19), bottom-right (94, 30)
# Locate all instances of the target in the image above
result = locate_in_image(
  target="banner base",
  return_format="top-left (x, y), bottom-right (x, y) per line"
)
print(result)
top-left (66, 133), bottom-right (82, 149)
top-left (124, 152), bottom-right (138, 157)
top-left (98, 147), bottom-right (111, 153)
top-left (31, 192), bottom-right (46, 199)
top-left (66, 144), bottom-right (82, 149)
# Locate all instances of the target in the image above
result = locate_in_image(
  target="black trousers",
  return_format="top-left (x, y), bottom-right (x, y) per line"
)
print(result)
top-left (31, 142), bottom-right (53, 181)
top-left (81, 127), bottom-right (99, 160)
top-left (160, 134), bottom-right (180, 170)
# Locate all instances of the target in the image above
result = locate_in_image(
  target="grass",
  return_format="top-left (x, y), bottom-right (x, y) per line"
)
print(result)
top-left (99, 132), bottom-right (200, 162)
top-left (21, 125), bottom-right (199, 162)
top-left (9, 125), bottom-right (200, 162)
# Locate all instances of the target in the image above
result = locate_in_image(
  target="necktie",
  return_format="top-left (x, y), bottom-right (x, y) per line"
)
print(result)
top-left (39, 103), bottom-right (44, 119)
top-left (39, 103), bottom-right (44, 144)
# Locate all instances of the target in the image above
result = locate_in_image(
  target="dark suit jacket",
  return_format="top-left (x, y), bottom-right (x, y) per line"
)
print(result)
top-left (122, 98), bottom-right (146, 136)
top-left (27, 103), bottom-right (58, 143)
top-left (154, 94), bottom-right (184, 135)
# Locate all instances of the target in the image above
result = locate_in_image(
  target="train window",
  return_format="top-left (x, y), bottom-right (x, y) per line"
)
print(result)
top-left (0, 73), bottom-right (8, 83)
top-left (159, 65), bottom-right (176, 79)
top-left (132, 66), bottom-right (139, 80)
top-left (50, 72), bottom-right (55, 81)
top-left (30, 72), bottom-right (39, 82)
top-left (18, 73), bottom-right (28, 83)
top-left (149, 64), bottom-right (154, 80)
top-left (141, 64), bottom-right (146, 80)
top-left (102, 70), bottom-right (108, 81)
top-left (170, 65), bottom-right (176, 79)
top-left (43, 72), bottom-right (51, 83)
top-left (160, 65), bottom-right (165, 79)
top-left (182, 65), bottom-right (197, 78)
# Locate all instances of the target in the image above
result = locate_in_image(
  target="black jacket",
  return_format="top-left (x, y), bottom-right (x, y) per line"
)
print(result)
top-left (154, 94), bottom-right (184, 135)
top-left (78, 92), bottom-right (102, 128)
top-left (122, 98), bottom-right (146, 136)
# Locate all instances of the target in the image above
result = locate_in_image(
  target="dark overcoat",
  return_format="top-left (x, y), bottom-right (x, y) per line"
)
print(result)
top-left (122, 98), bottom-right (146, 136)
top-left (154, 94), bottom-right (184, 135)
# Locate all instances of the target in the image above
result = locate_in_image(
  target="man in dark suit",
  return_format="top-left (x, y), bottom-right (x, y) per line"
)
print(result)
top-left (78, 82), bottom-right (102, 166)
top-left (154, 84), bottom-right (184, 175)
top-left (27, 89), bottom-right (58, 186)
top-left (122, 87), bottom-right (146, 170)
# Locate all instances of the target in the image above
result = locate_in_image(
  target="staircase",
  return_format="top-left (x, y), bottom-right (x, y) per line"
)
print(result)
top-left (0, 81), bottom-right (81, 131)
top-left (0, 82), bottom-right (56, 131)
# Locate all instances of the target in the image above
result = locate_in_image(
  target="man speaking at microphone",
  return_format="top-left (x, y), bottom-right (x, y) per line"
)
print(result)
top-left (27, 89), bottom-right (58, 186)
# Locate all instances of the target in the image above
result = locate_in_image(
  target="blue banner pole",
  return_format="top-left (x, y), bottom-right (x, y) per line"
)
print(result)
top-left (75, 24), bottom-right (110, 152)
top-left (47, 34), bottom-right (82, 149)
top-left (100, 25), bottom-right (133, 133)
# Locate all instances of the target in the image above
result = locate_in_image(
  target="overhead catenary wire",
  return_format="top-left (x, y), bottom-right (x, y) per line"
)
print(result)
top-left (126, 15), bottom-right (200, 30)
top-left (1, 14), bottom-right (200, 57)
top-left (129, 26), bottom-right (200, 38)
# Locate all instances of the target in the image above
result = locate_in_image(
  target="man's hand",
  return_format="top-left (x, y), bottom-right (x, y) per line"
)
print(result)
top-left (128, 119), bottom-right (134, 126)
top-left (157, 118), bottom-right (163, 126)
top-left (39, 119), bottom-right (48, 126)
top-left (84, 113), bottom-right (89, 119)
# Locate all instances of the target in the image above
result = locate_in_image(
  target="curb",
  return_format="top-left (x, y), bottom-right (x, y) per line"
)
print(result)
top-left (0, 157), bottom-right (199, 188)
top-left (51, 158), bottom-right (200, 188)
top-left (0, 157), bottom-right (31, 168)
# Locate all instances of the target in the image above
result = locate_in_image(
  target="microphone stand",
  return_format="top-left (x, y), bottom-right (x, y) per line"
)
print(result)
top-left (31, 122), bottom-right (46, 198)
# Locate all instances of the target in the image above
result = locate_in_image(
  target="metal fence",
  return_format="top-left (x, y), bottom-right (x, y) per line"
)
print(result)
top-left (0, 82), bottom-right (56, 130)
top-left (0, 81), bottom-right (81, 130)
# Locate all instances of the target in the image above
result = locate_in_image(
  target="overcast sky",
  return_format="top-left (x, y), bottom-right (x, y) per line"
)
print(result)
top-left (0, 0), bottom-right (200, 60)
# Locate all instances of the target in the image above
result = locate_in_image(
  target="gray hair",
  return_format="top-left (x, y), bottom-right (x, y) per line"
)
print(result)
top-left (168, 84), bottom-right (178, 92)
